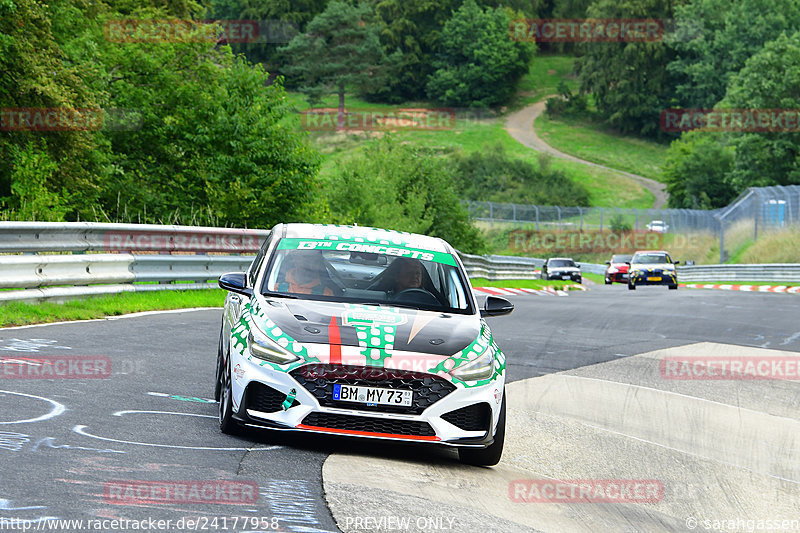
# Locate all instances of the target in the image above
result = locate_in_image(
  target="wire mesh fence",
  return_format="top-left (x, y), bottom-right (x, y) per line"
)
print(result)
top-left (467, 185), bottom-right (800, 263)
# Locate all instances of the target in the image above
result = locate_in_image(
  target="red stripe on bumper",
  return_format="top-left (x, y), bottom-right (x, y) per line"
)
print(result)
top-left (328, 317), bottom-right (341, 364)
top-left (296, 424), bottom-right (441, 441)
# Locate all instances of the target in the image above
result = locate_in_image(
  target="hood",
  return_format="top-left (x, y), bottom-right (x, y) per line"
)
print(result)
top-left (254, 298), bottom-right (481, 357)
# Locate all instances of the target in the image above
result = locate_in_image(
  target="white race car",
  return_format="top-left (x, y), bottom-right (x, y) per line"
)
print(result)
top-left (216, 224), bottom-right (514, 466)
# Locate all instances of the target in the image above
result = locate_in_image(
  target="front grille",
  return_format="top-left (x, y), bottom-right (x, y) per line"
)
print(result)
top-left (301, 412), bottom-right (435, 437)
top-left (290, 364), bottom-right (456, 415)
top-left (441, 403), bottom-right (491, 432)
top-left (246, 382), bottom-right (299, 413)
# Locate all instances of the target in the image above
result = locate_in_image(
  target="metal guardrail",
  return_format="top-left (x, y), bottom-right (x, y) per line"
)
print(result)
top-left (459, 253), bottom-right (543, 280)
top-left (676, 264), bottom-right (800, 282)
top-left (0, 253), bottom-right (255, 303)
top-left (1, 222), bottom-right (798, 303)
top-left (0, 221), bottom-right (268, 253)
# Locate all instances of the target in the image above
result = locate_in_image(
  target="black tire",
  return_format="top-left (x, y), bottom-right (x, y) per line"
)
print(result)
top-left (628, 281), bottom-right (636, 290)
top-left (576, 277), bottom-right (582, 284)
top-left (218, 354), bottom-right (238, 434)
top-left (605, 278), bottom-right (612, 285)
top-left (669, 284), bottom-right (678, 290)
top-left (458, 393), bottom-right (506, 467)
top-left (214, 328), bottom-right (224, 401)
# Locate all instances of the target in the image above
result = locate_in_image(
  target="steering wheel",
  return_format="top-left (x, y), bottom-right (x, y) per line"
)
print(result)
top-left (392, 288), bottom-right (440, 307)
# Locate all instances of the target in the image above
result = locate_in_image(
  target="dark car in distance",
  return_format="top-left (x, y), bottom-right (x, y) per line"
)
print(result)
top-left (542, 258), bottom-right (581, 284)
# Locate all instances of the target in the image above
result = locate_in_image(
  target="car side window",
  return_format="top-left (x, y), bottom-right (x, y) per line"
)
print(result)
top-left (248, 233), bottom-right (272, 286)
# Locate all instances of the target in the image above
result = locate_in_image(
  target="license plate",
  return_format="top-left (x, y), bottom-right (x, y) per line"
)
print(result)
top-left (562, 275), bottom-right (571, 280)
top-left (647, 276), bottom-right (662, 281)
top-left (333, 384), bottom-right (413, 407)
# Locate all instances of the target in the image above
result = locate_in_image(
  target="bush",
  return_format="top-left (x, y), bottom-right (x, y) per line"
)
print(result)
top-left (321, 138), bottom-right (486, 253)
top-left (451, 144), bottom-right (590, 206)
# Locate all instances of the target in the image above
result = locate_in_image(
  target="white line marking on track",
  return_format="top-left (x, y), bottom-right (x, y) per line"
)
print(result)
top-left (0, 390), bottom-right (66, 425)
top-left (72, 425), bottom-right (281, 451)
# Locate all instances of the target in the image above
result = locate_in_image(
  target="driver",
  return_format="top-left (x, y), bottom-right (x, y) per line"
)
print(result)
top-left (276, 252), bottom-right (335, 296)
top-left (391, 258), bottom-right (425, 294)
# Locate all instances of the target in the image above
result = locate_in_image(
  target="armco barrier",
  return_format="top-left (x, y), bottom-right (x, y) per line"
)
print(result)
top-left (676, 264), bottom-right (800, 282)
top-left (458, 253), bottom-right (542, 280)
top-left (0, 221), bottom-right (268, 253)
top-left (1, 222), bottom-right (798, 302)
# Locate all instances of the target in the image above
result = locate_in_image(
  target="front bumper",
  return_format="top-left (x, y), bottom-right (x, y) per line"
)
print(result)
top-left (630, 270), bottom-right (677, 286)
top-left (229, 352), bottom-right (504, 448)
top-left (547, 272), bottom-right (581, 281)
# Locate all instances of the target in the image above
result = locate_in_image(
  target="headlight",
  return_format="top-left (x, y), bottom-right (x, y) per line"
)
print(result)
top-left (608, 267), bottom-right (618, 274)
top-left (450, 346), bottom-right (495, 381)
top-left (248, 328), bottom-right (300, 365)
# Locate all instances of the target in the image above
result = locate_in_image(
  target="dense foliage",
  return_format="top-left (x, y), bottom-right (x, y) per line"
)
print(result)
top-left (322, 139), bottom-right (487, 254)
top-left (452, 145), bottom-right (590, 206)
top-left (1, 0), bottom-right (319, 227)
top-left (426, 1), bottom-right (534, 107)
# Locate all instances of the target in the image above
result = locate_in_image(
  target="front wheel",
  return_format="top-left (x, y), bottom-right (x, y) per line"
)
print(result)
top-left (218, 355), bottom-right (238, 434)
top-left (459, 393), bottom-right (505, 467)
top-left (628, 281), bottom-right (636, 290)
top-left (669, 284), bottom-right (678, 290)
top-left (605, 278), bottom-right (612, 285)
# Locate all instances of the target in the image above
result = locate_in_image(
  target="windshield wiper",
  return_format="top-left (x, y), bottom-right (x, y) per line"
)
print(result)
top-left (261, 291), bottom-right (299, 299)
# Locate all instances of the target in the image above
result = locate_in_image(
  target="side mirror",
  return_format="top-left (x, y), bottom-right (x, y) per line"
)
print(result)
top-left (625, 262), bottom-right (631, 266)
top-left (219, 272), bottom-right (253, 297)
top-left (605, 261), bottom-right (610, 265)
top-left (481, 296), bottom-right (514, 318)
top-left (674, 260), bottom-right (680, 265)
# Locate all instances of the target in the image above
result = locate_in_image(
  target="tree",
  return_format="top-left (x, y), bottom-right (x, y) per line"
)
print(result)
top-left (367, 0), bottom-right (463, 102)
top-left (722, 31), bottom-right (800, 190)
top-left (576, 0), bottom-right (681, 137)
top-left (663, 131), bottom-right (735, 209)
top-left (210, 0), bottom-right (326, 66)
top-left (279, 1), bottom-right (399, 126)
top-left (323, 138), bottom-right (486, 253)
top-left (667, 0), bottom-right (800, 109)
top-left (426, 0), bottom-right (534, 108)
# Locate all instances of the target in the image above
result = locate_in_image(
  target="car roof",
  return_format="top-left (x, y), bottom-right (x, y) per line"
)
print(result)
top-left (277, 223), bottom-right (451, 253)
top-left (548, 257), bottom-right (575, 261)
top-left (633, 250), bottom-right (670, 254)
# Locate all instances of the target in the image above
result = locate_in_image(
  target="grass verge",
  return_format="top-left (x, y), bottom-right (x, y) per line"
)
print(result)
top-left (534, 114), bottom-right (669, 182)
top-left (0, 289), bottom-right (226, 328)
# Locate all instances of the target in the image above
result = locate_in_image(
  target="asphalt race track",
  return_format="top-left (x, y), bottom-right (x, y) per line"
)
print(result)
top-left (1, 286), bottom-right (798, 532)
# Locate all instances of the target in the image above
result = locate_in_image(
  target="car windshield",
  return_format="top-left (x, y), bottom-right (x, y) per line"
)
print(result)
top-left (632, 253), bottom-right (672, 264)
top-left (260, 239), bottom-right (473, 314)
top-left (611, 255), bottom-right (632, 263)
top-left (549, 259), bottom-right (575, 267)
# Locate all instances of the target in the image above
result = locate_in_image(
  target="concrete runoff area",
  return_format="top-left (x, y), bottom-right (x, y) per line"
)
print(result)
top-left (323, 342), bottom-right (800, 532)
